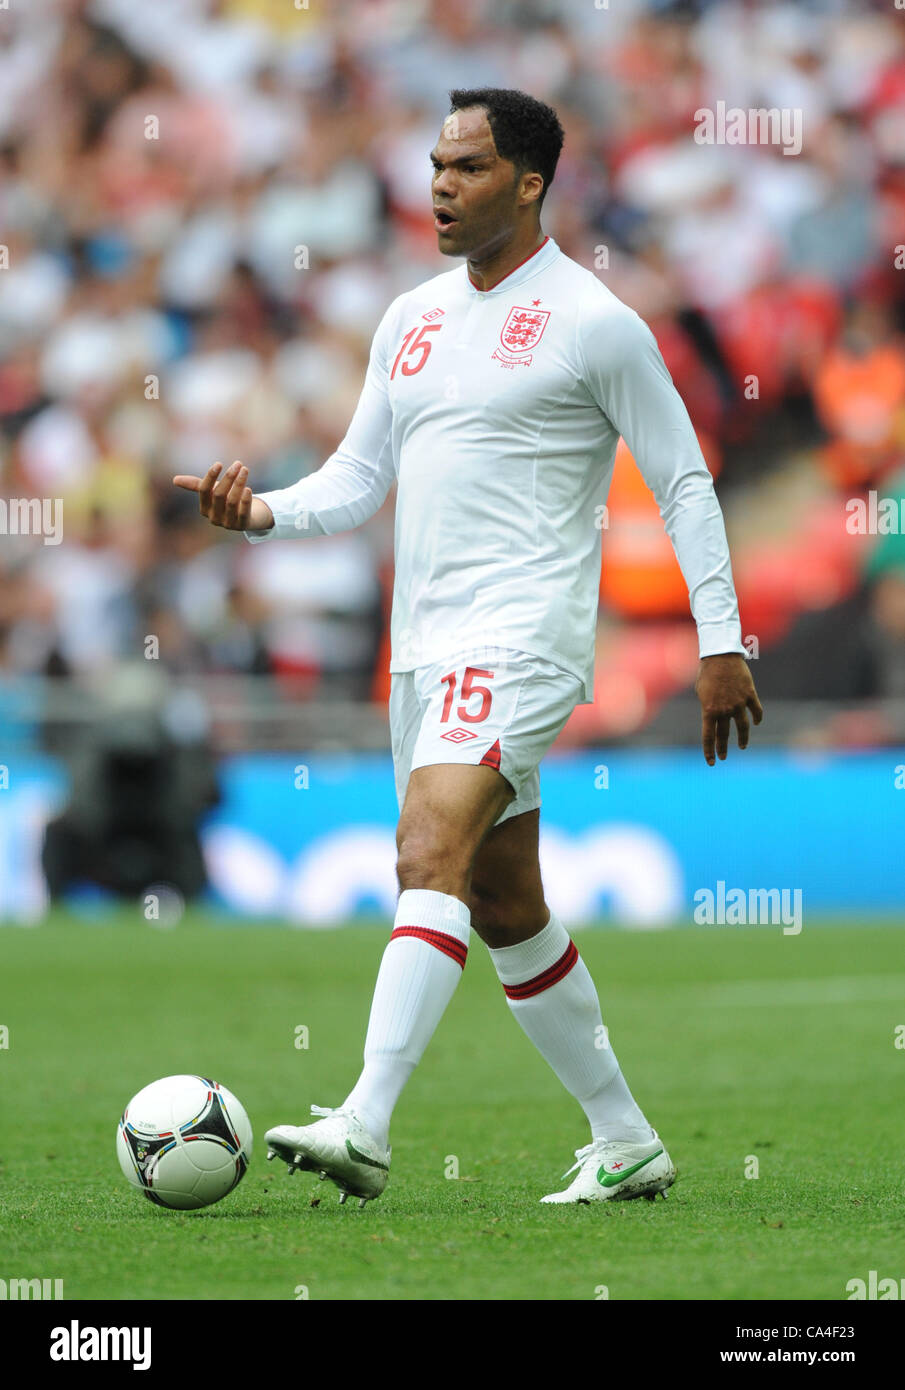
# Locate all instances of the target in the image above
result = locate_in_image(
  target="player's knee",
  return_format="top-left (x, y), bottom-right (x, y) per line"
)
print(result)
top-left (469, 881), bottom-right (504, 931)
top-left (396, 831), bottom-right (470, 896)
top-left (470, 880), bottom-right (549, 939)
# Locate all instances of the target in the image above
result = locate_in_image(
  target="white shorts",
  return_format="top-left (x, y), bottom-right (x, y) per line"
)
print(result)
top-left (389, 646), bottom-right (583, 827)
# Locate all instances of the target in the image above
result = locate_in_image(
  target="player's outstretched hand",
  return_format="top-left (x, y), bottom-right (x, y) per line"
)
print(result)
top-left (172, 461), bottom-right (274, 532)
top-left (695, 653), bottom-right (763, 766)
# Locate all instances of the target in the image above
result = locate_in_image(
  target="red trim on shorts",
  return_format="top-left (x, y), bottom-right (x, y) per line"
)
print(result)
top-left (479, 738), bottom-right (502, 772)
top-left (391, 925), bottom-right (468, 969)
top-left (502, 940), bottom-right (578, 999)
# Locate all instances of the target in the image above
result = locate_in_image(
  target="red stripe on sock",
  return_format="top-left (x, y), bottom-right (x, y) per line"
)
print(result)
top-left (502, 940), bottom-right (578, 999)
top-left (391, 925), bottom-right (468, 969)
top-left (479, 738), bottom-right (502, 772)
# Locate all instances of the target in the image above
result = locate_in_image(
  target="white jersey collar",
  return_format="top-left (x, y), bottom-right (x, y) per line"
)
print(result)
top-left (464, 234), bottom-right (559, 296)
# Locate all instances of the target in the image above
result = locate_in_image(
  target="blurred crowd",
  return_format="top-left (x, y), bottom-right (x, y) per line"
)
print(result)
top-left (1, 0), bottom-right (904, 718)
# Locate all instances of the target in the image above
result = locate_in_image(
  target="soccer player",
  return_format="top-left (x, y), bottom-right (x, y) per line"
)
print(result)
top-left (175, 88), bottom-right (763, 1207)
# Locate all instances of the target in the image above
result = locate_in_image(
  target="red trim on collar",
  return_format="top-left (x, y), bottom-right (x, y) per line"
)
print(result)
top-left (467, 235), bottom-right (550, 292)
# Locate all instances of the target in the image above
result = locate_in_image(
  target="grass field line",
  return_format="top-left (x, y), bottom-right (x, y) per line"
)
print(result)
top-left (677, 974), bottom-right (905, 1008)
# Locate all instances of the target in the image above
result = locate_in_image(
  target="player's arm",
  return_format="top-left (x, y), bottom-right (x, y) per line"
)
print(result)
top-left (173, 300), bottom-right (399, 539)
top-left (580, 299), bottom-right (763, 765)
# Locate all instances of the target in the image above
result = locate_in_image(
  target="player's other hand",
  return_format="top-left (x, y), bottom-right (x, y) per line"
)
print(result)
top-left (695, 653), bottom-right (763, 765)
top-left (172, 461), bottom-right (274, 532)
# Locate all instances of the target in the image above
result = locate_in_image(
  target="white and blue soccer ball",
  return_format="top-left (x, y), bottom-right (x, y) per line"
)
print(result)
top-left (117, 1075), bottom-right (253, 1210)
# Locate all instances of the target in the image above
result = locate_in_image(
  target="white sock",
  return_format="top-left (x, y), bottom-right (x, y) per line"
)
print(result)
top-left (488, 911), bottom-right (654, 1144)
top-left (342, 888), bottom-right (470, 1149)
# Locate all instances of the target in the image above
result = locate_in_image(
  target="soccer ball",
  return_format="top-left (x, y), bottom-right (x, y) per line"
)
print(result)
top-left (117, 1075), bottom-right (253, 1210)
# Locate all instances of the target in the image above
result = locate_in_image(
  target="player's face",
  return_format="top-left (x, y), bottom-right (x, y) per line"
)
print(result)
top-left (430, 108), bottom-right (527, 260)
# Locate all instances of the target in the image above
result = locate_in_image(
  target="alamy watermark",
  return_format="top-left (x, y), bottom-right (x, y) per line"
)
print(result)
top-left (846, 1270), bottom-right (905, 1300)
top-left (50, 1322), bottom-right (151, 1370)
top-left (0, 497), bottom-right (63, 545)
top-left (693, 881), bottom-right (802, 934)
top-left (694, 102), bottom-right (802, 157)
top-left (0, 1276), bottom-right (63, 1299)
top-left (845, 492), bottom-right (905, 535)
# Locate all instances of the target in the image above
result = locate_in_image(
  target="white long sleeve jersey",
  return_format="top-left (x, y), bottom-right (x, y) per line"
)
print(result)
top-left (247, 235), bottom-right (746, 702)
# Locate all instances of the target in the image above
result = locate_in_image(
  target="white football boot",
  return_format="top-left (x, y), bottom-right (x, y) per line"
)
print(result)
top-left (265, 1105), bottom-right (390, 1207)
top-left (541, 1131), bottom-right (676, 1205)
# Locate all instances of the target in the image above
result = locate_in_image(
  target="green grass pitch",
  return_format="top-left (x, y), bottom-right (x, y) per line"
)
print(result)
top-left (1, 914), bottom-right (903, 1301)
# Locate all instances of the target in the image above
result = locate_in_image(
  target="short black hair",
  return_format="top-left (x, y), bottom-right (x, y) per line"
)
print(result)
top-left (447, 87), bottom-right (564, 208)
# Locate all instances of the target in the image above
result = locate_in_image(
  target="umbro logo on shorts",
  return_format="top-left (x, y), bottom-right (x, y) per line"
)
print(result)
top-left (440, 727), bottom-right (477, 743)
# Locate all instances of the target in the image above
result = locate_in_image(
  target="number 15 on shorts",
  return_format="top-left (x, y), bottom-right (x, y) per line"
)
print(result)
top-left (440, 667), bottom-right (494, 724)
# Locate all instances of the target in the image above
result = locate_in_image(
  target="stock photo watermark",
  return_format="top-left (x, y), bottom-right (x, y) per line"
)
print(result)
top-left (0, 1276), bottom-right (63, 1299)
top-left (693, 881), bottom-right (803, 934)
top-left (49, 1323), bottom-right (151, 1370)
top-left (846, 1271), bottom-right (905, 1300)
top-left (693, 102), bottom-right (802, 156)
top-left (0, 497), bottom-right (63, 545)
top-left (845, 492), bottom-right (905, 535)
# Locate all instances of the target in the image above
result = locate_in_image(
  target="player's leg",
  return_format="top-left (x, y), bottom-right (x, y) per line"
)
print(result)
top-left (469, 808), bottom-right (652, 1141)
top-left (467, 807), bottom-right (548, 944)
top-left (340, 760), bottom-right (514, 1142)
top-left (469, 810), bottom-right (676, 1202)
top-left (266, 758), bottom-right (513, 1202)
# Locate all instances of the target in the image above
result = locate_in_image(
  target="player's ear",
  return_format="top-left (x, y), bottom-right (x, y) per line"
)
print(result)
top-left (520, 171), bottom-right (545, 209)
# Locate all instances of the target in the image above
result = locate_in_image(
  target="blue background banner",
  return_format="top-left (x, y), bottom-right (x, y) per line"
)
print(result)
top-left (4, 750), bottom-right (901, 925)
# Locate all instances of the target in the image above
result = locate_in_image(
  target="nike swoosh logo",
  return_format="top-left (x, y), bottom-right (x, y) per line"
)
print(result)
top-left (345, 1139), bottom-right (389, 1171)
top-left (597, 1150), bottom-right (663, 1187)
